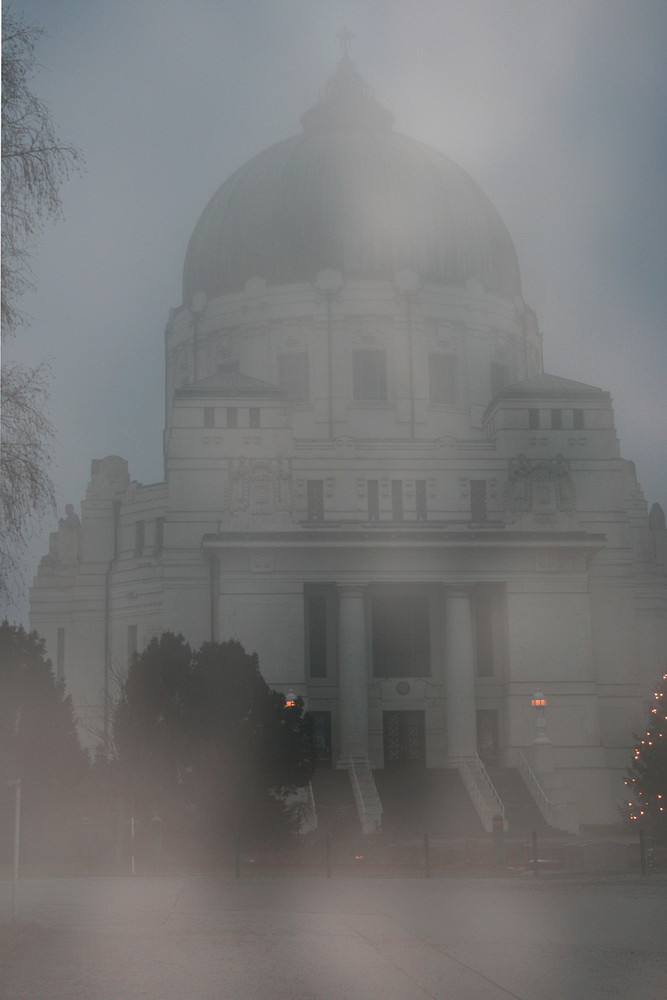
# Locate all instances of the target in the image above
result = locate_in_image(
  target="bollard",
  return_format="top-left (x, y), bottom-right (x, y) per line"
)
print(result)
top-left (492, 814), bottom-right (505, 869)
top-left (424, 833), bottom-right (431, 878)
top-left (532, 830), bottom-right (539, 876)
top-left (639, 828), bottom-right (647, 876)
top-left (9, 779), bottom-right (21, 923)
top-left (325, 833), bottom-right (332, 879)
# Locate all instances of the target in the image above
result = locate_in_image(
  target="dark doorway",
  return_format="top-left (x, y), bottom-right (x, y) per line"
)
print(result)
top-left (383, 710), bottom-right (426, 768)
top-left (477, 709), bottom-right (500, 766)
top-left (308, 710), bottom-right (332, 768)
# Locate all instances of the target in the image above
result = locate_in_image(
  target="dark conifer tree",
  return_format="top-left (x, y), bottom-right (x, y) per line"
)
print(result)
top-left (113, 634), bottom-right (315, 863)
top-left (0, 621), bottom-right (89, 860)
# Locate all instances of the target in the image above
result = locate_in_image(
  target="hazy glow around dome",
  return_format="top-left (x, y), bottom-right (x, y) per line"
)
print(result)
top-left (182, 59), bottom-right (522, 304)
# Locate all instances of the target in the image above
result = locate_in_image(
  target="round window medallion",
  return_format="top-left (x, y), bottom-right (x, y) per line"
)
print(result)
top-left (396, 681), bottom-right (410, 695)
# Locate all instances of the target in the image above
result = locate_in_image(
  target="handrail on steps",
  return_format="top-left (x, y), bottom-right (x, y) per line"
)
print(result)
top-left (451, 753), bottom-right (506, 833)
top-left (343, 754), bottom-right (383, 834)
top-left (516, 750), bottom-right (555, 826)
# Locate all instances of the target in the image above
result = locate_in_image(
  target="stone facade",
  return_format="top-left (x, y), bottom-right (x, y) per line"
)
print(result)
top-left (30, 59), bottom-right (667, 832)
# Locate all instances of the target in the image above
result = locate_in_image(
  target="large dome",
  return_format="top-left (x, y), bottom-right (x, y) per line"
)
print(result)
top-left (182, 59), bottom-right (521, 304)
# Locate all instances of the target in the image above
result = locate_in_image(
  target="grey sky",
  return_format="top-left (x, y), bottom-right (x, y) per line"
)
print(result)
top-left (4, 0), bottom-right (666, 620)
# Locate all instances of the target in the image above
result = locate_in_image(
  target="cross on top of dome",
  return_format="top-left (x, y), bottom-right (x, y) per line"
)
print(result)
top-left (300, 43), bottom-right (394, 134)
top-left (336, 26), bottom-right (355, 59)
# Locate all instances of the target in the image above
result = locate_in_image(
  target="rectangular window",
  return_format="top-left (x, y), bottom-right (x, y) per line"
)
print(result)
top-left (470, 480), bottom-right (487, 522)
top-left (249, 407), bottom-right (260, 428)
top-left (473, 589), bottom-right (494, 676)
top-left (56, 627), bottom-right (65, 683)
top-left (490, 363), bottom-right (510, 398)
top-left (391, 480), bottom-right (403, 521)
top-left (127, 624), bottom-right (138, 665)
top-left (551, 408), bottom-right (562, 429)
top-left (134, 519), bottom-right (145, 557)
top-left (528, 408), bottom-right (540, 429)
top-left (429, 353), bottom-right (458, 405)
top-left (306, 593), bottom-right (328, 678)
top-left (204, 406), bottom-right (215, 428)
top-left (372, 587), bottom-right (430, 677)
top-left (573, 408), bottom-right (584, 430)
top-left (226, 407), bottom-right (238, 428)
top-left (416, 479), bottom-right (427, 521)
top-left (154, 516), bottom-right (164, 557)
top-left (353, 349), bottom-right (387, 401)
top-left (368, 479), bottom-right (380, 521)
top-left (279, 351), bottom-right (309, 402)
top-left (307, 479), bottom-right (324, 521)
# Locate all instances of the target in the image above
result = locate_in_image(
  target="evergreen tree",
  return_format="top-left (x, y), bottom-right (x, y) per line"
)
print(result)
top-left (113, 634), bottom-right (315, 863)
top-left (0, 621), bottom-right (89, 860)
top-left (625, 670), bottom-right (667, 841)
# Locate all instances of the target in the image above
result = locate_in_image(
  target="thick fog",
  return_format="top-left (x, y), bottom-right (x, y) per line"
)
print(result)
top-left (3, 0), bottom-right (667, 618)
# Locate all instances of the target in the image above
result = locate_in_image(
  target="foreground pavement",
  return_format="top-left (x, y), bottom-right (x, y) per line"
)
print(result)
top-left (1, 873), bottom-right (666, 999)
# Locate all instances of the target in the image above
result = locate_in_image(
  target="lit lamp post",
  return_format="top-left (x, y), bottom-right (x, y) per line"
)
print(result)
top-left (285, 690), bottom-right (297, 709)
top-left (531, 690), bottom-right (554, 775)
top-left (531, 691), bottom-right (549, 744)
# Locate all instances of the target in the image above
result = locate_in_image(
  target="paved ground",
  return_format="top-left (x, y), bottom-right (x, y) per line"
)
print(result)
top-left (1, 873), bottom-right (666, 999)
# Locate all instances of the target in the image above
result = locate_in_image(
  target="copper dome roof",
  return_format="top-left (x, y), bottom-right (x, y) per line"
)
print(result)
top-left (182, 59), bottom-right (521, 303)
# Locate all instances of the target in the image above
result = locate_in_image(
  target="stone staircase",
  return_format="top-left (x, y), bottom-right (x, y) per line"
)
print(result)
top-left (373, 768), bottom-right (485, 839)
top-left (343, 755), bottom-right (383, 834)
top-left (485, 767), bottom-right (558, 836)
top-left (309, 769), bottom-right (358, 839)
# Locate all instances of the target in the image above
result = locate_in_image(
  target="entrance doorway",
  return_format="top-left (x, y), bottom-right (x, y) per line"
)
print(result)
top-left (476, 709), bottom-right (500, 766)
top-left (383, 710), bottom-right (426, 768)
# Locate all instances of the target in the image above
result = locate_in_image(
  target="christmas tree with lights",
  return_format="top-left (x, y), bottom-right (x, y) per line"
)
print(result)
top-left (624, 670), bottom-right (667, 841)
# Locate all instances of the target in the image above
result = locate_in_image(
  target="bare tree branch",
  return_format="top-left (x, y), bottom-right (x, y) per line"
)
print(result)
top-left (1, 14), bottom-right (83, 599)
top-left (0, 359), bottom-right (55, 597)
top-left (2, 14), bottom-right (83, 334)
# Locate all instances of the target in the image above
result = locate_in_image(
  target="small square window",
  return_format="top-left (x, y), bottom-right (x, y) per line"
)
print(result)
top-left (368, 479), bottom-right (379, 521)
top-left (416, 479), bottom-right (427, 521)
top-left (353, 350), bottom-right (387, 401)
top-left (391, 480), bottom-right (403, 521)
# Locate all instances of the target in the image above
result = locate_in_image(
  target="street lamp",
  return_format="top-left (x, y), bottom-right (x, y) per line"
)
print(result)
top-left (285, 689), bottom-right (296, 708)
top-left (531, 691), bottom-right (549, 744)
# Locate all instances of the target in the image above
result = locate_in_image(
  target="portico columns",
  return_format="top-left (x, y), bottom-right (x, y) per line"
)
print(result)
top-left (337, 585), bottom-right (369, 759)
top-left (445, 587), bottom-right (477, 758)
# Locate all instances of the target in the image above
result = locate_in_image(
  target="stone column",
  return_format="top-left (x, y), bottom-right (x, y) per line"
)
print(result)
top-left (337, 585), bottom-right (369, 759)
top-left (445, 587), bottom-right (477, 758)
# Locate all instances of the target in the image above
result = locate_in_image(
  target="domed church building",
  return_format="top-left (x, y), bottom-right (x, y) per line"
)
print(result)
top-left (31, 56), bottom-right (666, 835)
